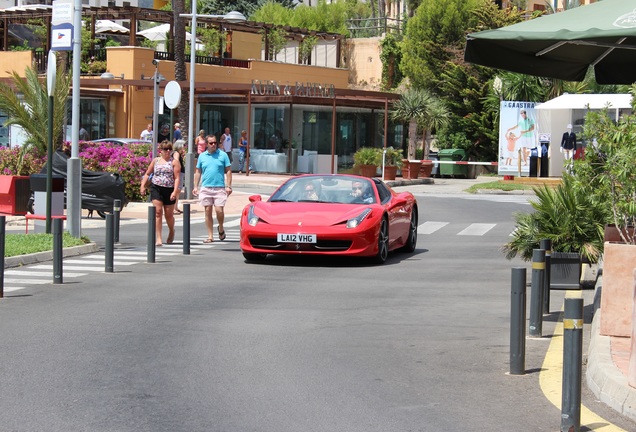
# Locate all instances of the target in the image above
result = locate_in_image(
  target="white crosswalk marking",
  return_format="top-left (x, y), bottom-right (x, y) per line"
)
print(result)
top-left (419, 221), bottom-right (449, 234)
top-left (3, 278), bottom-right (53, 285)
top-left (30, 264), bottom-right (105, 271)
top-left (4, 270), bottom-right (87, 278)
top-left (457, 223), bottom-right (496, 236)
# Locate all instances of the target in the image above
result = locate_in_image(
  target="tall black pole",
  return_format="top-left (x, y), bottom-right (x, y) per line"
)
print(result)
top-left (46, 94), bottom-right (53, 234)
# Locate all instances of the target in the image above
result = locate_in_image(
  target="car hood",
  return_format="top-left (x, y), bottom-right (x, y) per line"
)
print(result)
top-left (253, 202), bottom-right (373, 226)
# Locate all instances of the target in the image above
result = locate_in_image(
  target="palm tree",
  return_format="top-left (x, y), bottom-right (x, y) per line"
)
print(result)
top-left (0, 64), bottom-right (70, 166)
top-left (391, 88), bottom-right (448, 159)
top-left (174, 0), bottom-right (188, 135)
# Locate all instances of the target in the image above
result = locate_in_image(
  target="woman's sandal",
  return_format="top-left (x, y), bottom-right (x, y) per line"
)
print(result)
top-left (174, 209), bottom-right (183, 215)
top-left (167, 230), bottom-right (175, 244)
top-left (218, 229), bottom-right (226, 241)
top-left (203, 238), bottom-right (214, 244)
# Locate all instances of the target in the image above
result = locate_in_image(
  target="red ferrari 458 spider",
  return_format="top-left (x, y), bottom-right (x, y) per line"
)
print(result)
top-left (240, 174), bottom-right (418, 264)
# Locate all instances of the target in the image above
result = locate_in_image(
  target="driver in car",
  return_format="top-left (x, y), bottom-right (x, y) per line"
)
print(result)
top-left (350, 180), bottom-right (374, 203)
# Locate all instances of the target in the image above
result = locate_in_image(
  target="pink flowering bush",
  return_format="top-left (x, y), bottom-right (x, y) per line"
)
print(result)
top-left (0, 147), bottom-right (46, 176)
top-left (2, 141), bottom-right (154, 202)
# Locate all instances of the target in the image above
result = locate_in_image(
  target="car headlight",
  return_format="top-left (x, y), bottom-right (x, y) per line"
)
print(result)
top-left (247, 205), bottom-right (260, 226)
top-left (346, 208), bottom-right (372, 229)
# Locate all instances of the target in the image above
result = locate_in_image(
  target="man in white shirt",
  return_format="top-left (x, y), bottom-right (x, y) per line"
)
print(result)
top-left (220, 127), bottom-right (233, 163)
top-left (140, 123), bottom-right (153, 141)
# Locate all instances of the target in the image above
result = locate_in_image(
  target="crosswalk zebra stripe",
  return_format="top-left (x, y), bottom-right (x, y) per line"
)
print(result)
top-left (30, 264), bottom-right (106, 271)
top-left (457, 223), bottom-right (497, 236)
top-left (3, 278), bottom-right (54, 285)
top-left (419, 221), bottom-right (449, 234)
top-left (3, 286), bottom-right (26, 292)
top-left (61, 259), bottom-right (138, 266)
top-left (4, 270), bottom-right (87, 277)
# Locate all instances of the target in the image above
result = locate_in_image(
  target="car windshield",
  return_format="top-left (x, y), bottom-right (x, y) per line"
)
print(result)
top-left (269, 176), bottom-right (377, 204)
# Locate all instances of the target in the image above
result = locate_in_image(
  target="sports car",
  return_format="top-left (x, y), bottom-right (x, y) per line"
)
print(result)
top-left (240, 174), bottom-right (418, 264)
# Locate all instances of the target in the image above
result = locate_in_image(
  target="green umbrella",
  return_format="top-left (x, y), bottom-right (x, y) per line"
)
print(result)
top-left (464, 0), bottom-right (636, 84)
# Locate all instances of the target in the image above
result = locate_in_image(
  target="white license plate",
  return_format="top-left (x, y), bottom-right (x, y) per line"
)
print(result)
top-left (277, 233), bottom-right (317, 243)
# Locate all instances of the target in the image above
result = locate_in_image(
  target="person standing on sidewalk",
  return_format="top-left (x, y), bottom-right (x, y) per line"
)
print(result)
top-left (237, 129), bottom-right (253, 174)
top-left (193, 135), bottom-right (232, 243)
top-left (140, 140), bottom-right (180, 246)
top-left (172, 138), bottom-right (186, 214)
top-left (220, 127), bottom-right (233, 163)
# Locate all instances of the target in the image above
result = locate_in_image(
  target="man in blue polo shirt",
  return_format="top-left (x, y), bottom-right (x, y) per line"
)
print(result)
top-left (193, 135), bottom-right (233, 243)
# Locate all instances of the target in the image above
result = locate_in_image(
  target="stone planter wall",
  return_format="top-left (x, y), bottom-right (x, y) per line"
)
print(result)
top-left (600, 242), bottom-right (636, 337)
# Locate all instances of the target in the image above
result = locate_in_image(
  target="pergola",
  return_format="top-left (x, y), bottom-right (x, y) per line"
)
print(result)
top-left (0, 5), bottom-right (345, 63)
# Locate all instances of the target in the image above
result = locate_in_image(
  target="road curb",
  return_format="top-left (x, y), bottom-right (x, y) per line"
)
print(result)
top-left (4, 242), bottom-right (100, 269)
top-left (587, 277), bottom-right (636, 423)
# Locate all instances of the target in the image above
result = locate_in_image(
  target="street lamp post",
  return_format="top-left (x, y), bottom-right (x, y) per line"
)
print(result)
top-left (179, 10), bottom-right (246, 199)
top-left (152, 59), bottom-right (161, 159)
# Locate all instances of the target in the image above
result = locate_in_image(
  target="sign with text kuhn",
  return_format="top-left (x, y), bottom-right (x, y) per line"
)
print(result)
top-left (251, 80), bottom-right (335, 98)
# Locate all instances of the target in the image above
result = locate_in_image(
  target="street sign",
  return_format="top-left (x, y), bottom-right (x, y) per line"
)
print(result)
top-left (164, 81), bottom-right (182, 109)
top-left (51, 0), bottom-right (73, 51)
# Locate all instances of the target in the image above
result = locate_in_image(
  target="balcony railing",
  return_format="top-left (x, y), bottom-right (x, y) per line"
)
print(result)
top-left (34, 49), bottom-right (249, 74)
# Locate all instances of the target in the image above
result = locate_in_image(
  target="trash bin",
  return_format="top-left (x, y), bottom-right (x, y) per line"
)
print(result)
top-left (540, 140), bottom-right (549, 177)
top-left (0, 175), bottom-right (30, 215)
top-left (529, 147), bottom-right (539, 177)
top-left (438, 149), bottom-right (467, 177)
top-left (428, 152), bottom-right (440, 177)
top-left (29, 173), bottom-right (65, 233)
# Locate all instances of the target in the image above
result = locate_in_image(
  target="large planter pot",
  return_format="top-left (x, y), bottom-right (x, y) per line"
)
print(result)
top-left (604, 224), bottom-right (635, 243)
top-left (401, 160), bottom-right (422, 179)
top-left (419, 160), bottom-right (433, 178)
top-left (383, 165), bottom-right (398, 180)
top-left (600, 242), bottom-right (636, 337)
top-left (359, 164), bottom-right (378, 178)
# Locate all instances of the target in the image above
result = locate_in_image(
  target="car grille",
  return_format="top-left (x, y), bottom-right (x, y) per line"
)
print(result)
top-left (248, 237), bottom-right (352, 252)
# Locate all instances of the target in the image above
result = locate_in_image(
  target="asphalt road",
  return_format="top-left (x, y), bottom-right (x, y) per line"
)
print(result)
top-left (1, 191), bottom-right (635, 431)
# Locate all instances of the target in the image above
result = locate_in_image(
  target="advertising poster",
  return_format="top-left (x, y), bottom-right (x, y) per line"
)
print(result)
top-left (498, 101), bottom-right (538, 176)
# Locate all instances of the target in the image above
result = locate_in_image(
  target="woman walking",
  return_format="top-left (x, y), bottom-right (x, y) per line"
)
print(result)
top-left (140, 140), bottom-right (180, 246)
top-left (238, 129), bottom-right (253, 174)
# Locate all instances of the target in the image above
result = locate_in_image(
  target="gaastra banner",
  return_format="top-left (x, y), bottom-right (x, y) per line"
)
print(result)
top-left (498, 101), bottom-right (538, 176)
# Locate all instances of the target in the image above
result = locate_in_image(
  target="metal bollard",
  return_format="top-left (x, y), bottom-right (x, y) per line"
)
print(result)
top-left (147, 206), bottom-right (156, 263)
top-left (0, 215), bottom-right (5, 298)
top-left (105, 214), bottom-right (114, 273)
top-left (113, 199), bottom-right (121, 243)
top-left (541, 239), bottom-right (552, 314)
top-left (510, 267), bottom-right (526, 375)
top-left (53, 218), bottom-right (63, 284)
top-left (183, 203), bottom-right (190, 255)
top-left (561, 297), bottom-right (583, 432)
top-left (529, 248), bottom-right (545, 337)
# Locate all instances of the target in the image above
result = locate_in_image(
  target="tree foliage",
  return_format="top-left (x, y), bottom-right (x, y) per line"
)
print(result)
top-left (0, 65), bottom-right (70, 169)
top-left (201, 0), bottom-right (294, 20)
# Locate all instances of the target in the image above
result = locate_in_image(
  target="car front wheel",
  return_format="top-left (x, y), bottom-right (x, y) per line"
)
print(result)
top-left (373, 218), bottom-right (389, 264)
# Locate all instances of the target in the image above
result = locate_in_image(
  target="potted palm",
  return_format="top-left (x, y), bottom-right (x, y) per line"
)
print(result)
top-left (353, 147), bottom-right (380, 178)
top-left (578, 105), bottom-right (636, 338)
top-left (382, 146), bottom-right (403, 180)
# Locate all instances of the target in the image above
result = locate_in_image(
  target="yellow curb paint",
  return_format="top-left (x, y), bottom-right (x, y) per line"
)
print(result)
top-left (540, 291), bottom-right (627, 431)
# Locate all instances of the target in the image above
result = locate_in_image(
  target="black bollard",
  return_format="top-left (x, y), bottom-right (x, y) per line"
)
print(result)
top-left (541, 239), bottom-right (552, 314)
top-left (147, 206), bottom-right (156, 263)
top-left (561, 297), bottom-right (583, 432)
top-left (105, 214), bottom-right (114, 273)
top-left (183, 203), bottom-right (190, 255)
top-left (113, 199), bottom-right (121, 243)
top-left (0, 215), bottom-right (5, 298)
top-left (529, 248), bottom-right (545, 337)
top-left (53, 218), bottom-right (63, 284)
top-left (510, 267), bottom-right (526, 375)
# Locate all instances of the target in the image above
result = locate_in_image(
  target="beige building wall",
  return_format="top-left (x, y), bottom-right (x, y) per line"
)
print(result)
top-left (342, 38), bottom-right (382, 91)
top-left (101, 46), bottom-right (350, 138)
top-left (0, 51), bottom-right (33, 78)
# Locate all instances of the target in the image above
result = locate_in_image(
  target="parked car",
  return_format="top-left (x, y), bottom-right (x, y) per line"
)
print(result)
top-left (91, 138), bottom-right (148, 146)
top-left (240, 174), bottom-right (418, 264)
